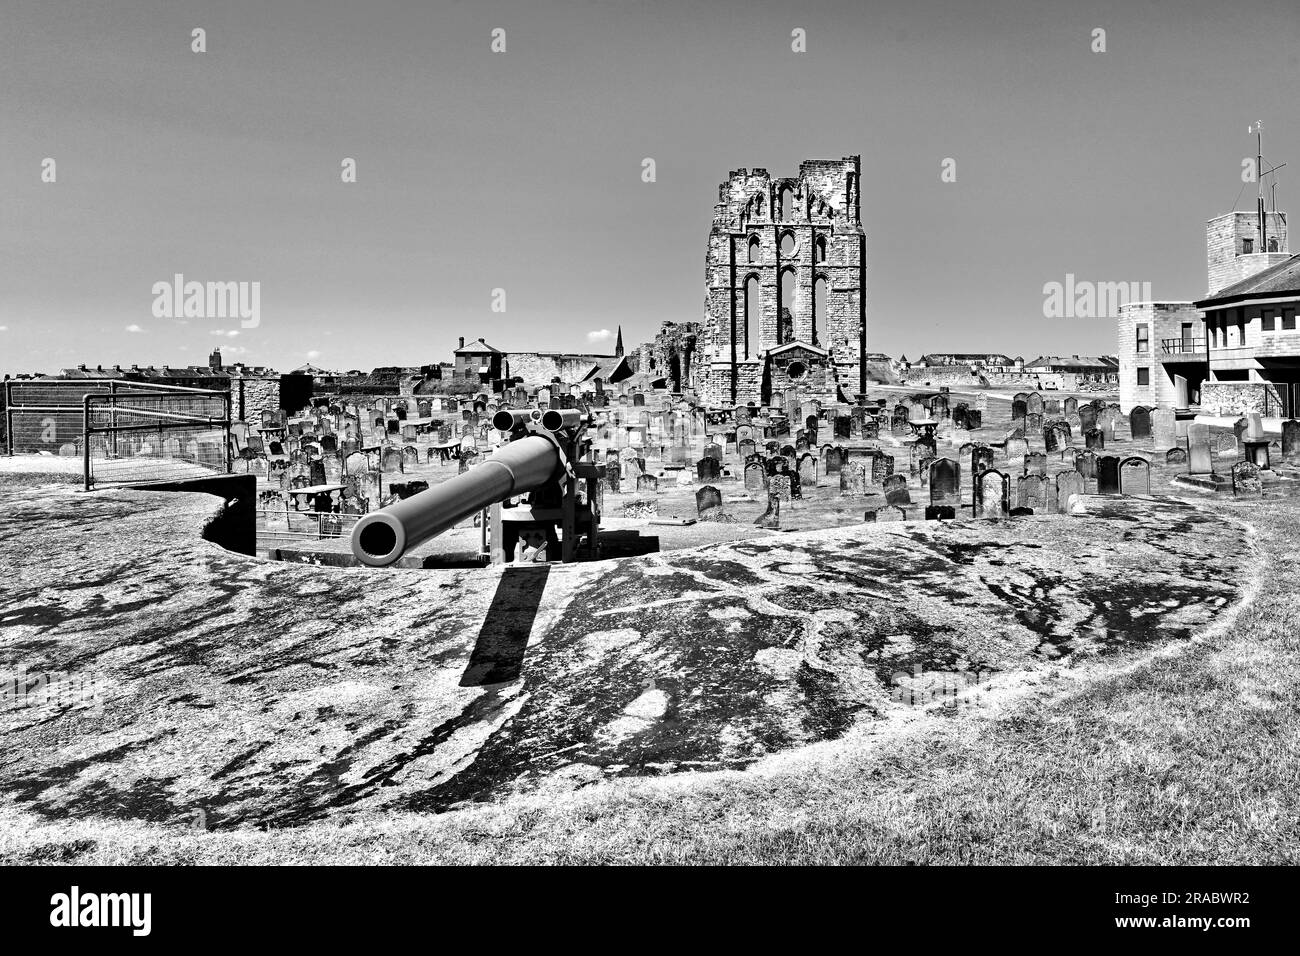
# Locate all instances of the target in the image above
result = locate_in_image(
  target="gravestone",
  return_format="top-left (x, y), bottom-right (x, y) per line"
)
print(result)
top-left (1079, 405), bottom-right (1097, 433)
top-left (695, 485), bottom-right (723, 515)
top-left (798, 453), bottom-right (818, 488)
top-left (1129, 406), bottom-right (1152, 440)
top-left (1217, 433), bottom-right (1238, 459)
top-left (1165, 446), bottom-right (1187, 465)
top-left (971, 445), bottom-right (995, 477)
top-left (973, 469), bottom-right (1010, 518)
top-left (1017, 474), bottom-right (1049, 513)
top-left (883, 474), bottom-right (912, 507)
top-left (1119, 456), bottom-right (1151, 495)
top-left (1064, 397), bottom-right (1078, 417)
top-left (696, 457), bottom-right (721, 481)
top-left (1075, 450), bottom-right (1098, 480)
top-left (929, 459), bottom-right (961, 508)
top-left (1011, 399), bottom-right (1028, 420)
top-left (1005, 437), bottom-right (1028, 460)
top-left (1024, 451), bottom-right (1047, 476)
top-left (769, 475), bottom-right (793, 502)
top-left (744, 458), bottom-right (766, 492)
top-left (963, 410), bottom-right (982, 430)
top-left (755, 493), bottom-right (780, 529)
top-left (822, 445), bottom-right (844, 475)
top-left (1055, 471), bottom-right (1083, 511)
top-left (1096, 455), bottom-right (1121, 494)
top-left (1284, 420), bottom-right (1300, 463)
top-left (704, 442), bottom-right (723, 462)
top-left (1189, 438), bottom-right (1214, 476)
top-left (870, 453), bottom-right (895, 485)
top-left (637, 474), bottom-right (658, 494)
top-left (1232, 461), bottom-right (1262, 497)
top-left (839, 462), bottom-right (870, 497)
top-left (1084, 428), bottom-right (1104, 451)
top-left (604, 461), bottom-right (621, 494)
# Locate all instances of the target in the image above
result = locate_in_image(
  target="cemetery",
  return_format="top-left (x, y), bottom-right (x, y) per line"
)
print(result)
top-left (4, 367), bottom-right (1300, 864)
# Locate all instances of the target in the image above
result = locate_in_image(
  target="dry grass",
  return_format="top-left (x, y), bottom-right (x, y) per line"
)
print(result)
top-left (3, 498), bottom-right (1298, 865)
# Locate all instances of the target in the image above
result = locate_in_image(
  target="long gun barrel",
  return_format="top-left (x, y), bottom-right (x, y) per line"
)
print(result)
top-left (350, 434), bottom-right (561, 567)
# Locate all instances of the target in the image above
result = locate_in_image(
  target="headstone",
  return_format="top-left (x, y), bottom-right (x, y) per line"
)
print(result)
top-left (971, 445), bottom-right (995, 477)
top-left (1024, 451), bottom-right (1047, 476)
top-left (696, 457), bottom-right (721, 481)
top-left (870, 453), bottom-right (895, 485)
top-left (929, 458), bottom-right (961, 508)
top-left (1096, 455), bottom-right (1121, 494)
top-left (1016, 474), bottom-right (1049, 513)
top-left (1154, 408), bottom-right (1185, 452)
top-left (1217, 433), bottom-right (1238, 459)
top-left (798, 453), bottom-right (818, 488)
top-left (1283, 420), bottom-right (1300, 463)
top-left (1079, 405), bottom-right (1097, 433)
top-left (695, 484), bottom-right (723, 515)
top-left (973, 469), bottom-right (1010, 518)
top-left (637, 473), bottom-right (658, 494)
top-left (755, 494), bottom-right (780, 528)
top-left (1119, 457), bottom-right (1151, 495)
top-left (883, 474), bottom-right (912, 507)
top-left (1165, 446), bottom-right (1187, 465)
top-left (1055, 471), bottom-right (1083, 512)
top-left (1129, 406), bottom-right (1152, 440)
top-left (839, 462), bottom-right (869, 497)
top-left (1084, 428), bottom-right (1104, 451)
top-left (769, 475), bottom-right (793, 502)
top-left (1231, 460), bottom-right (1262, 497)
top-left (1189, 438), bottom-right (1214, 476)
top-left (1075, 450), bottom-right (1098, 480)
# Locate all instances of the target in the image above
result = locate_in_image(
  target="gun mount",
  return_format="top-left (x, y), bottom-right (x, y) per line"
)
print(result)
top-left (350, 408), bottom-right (601, 567)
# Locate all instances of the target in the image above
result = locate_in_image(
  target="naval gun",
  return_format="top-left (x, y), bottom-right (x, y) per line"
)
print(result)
top-left (349, 407), bottom-right (601, 567)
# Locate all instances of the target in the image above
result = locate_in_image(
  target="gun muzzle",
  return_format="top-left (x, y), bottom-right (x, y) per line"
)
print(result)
top-left (541, 409), bottom-right (583, 432)
top-left (350, 434), bottom-right (561, 567)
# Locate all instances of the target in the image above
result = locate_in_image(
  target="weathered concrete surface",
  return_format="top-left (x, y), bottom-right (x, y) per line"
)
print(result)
top-left (0, 477), bottom-right (1251, 829)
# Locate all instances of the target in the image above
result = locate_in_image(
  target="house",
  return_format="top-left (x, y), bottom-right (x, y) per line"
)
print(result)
top-left (1194, 253), bottom-right (1300, 416)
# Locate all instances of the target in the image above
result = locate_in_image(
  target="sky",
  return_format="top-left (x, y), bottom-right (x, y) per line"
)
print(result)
top-left (1, 0), bottom-right (1297, 376)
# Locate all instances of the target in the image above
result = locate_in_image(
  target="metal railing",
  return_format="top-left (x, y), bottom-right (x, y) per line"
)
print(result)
top-left (1160, 338), bottom-right (1206, 355)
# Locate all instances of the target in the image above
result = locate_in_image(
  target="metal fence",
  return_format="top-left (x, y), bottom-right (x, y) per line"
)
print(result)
top-left (3, 379), bottom-right (232, 489)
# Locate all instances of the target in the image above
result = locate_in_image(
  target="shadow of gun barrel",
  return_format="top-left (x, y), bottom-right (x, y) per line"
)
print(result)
top-left (350, 434), bottom-right (560, 567)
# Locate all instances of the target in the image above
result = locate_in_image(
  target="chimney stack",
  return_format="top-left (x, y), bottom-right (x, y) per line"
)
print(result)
top-left (458, 336), bottom-right (465, 349)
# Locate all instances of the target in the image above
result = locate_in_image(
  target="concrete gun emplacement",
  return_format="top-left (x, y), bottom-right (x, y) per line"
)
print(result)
top-left (349, 407), bottom-right (601, 567)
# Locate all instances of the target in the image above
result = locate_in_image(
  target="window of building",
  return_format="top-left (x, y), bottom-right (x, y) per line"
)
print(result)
top-left (779, 231), bottom-right (796, 257)
top-left (1285, 309), bottom-right (1297, 331)
top-left (1136, 324), bottom-right (1149, 352)
top-left (1137, 367), bottom-right (1150, 386)
top-left (815, 235), bottom-right (827, 263)
top-left (1262, 310), bottom-right (1276, 331)
top-left (1268, 237), bottom-right (1280, 252)
top-left (779, 186), bottom-right (794, 221)
top-left (1242, 238), bottom-right (1254, 254)
top-left (747, 235), bottom-right (760, 263)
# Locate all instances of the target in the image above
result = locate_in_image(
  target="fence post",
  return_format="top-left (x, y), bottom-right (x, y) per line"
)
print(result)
top-left (82, 394), bottom-right (92, 491)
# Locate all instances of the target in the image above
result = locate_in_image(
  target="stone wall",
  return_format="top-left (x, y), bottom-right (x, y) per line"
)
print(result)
top-left (700, 157), bottom-right (866, 405)
top-left (1200, 381), bottom-right (1283, 416)
top-left (509, 352), bottom-right (612, 387)
top-left (233, 376), bottom-right (281, 424)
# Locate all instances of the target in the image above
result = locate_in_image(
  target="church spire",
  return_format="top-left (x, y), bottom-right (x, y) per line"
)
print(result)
top-left (615, 325), bottom-right (624, 357)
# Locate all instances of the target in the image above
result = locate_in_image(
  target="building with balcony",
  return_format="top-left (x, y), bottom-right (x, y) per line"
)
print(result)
top-left (1117, 203), bottom-right (1290, 413)
top-left (1194, 253), bottom-right (1300, 416)
top-left (1118, 302), bottom-right (1205, 411)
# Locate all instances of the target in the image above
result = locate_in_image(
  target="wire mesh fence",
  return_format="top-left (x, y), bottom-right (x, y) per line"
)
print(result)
top-left (3, 379), bottom-right (232, 489)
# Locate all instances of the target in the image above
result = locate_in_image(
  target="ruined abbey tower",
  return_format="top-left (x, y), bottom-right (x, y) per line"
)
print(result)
top-left (699, 156), bottom-right (867, 407)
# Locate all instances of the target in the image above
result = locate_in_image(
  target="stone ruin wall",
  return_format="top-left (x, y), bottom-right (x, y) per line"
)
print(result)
top-left (701, 157), bottom-right (866, 407)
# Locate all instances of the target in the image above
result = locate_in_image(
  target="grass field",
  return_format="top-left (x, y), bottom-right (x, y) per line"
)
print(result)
top-left (3, 490), bottom-right (1295, 865)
